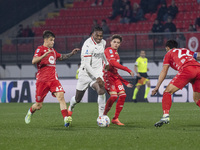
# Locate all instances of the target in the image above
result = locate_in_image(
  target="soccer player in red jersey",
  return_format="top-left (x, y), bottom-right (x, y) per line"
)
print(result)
top-left (103, 35), bottom-right (134, 125)
top-left (25, 30), bottom-right (79, 127)
top-left (152, 39), bottom-right (200, 127)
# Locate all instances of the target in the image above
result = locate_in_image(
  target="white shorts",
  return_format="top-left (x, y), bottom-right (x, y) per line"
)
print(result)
top-left (76, 69), bottom-right (103, 91)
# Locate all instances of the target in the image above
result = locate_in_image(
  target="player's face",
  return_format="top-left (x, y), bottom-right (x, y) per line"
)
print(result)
top-left (140, 51), bottom-right (146, 58)
top-left (92, 31), bottom-right (103, 44)
top-left (110, 38), bottom-right (121, 50)
top-left (44, 37), bottom-right (55, 48)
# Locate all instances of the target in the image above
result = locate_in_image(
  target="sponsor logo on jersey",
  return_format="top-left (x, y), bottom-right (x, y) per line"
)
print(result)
top-left (110, 55), bottom-right (114, 57)
top-left (36, 49), bottom-right (40, 53)
top-left (49, 56), bottom-right (55, 64)
top-left (85, 50), bottom-right (89, 54)
top-left (109, 49), bottom-right (113, 54)
top-left (93, 53), bottom-right (103, 58)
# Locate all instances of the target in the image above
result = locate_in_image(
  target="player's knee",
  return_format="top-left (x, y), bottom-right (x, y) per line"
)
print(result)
top-left (110, 95), bottom-right (118, 102)
top-left (164, 89), bottom-right (174, 94)
top-left (56, 93), bottom-right (65, 101)
top-left (97, 88), bottom-right (105, 95)
top-left (119, 93), bottom-right (126, 101)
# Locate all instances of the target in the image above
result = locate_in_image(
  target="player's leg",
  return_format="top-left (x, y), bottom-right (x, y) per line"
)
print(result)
top-left (92, 82), bottom-right (106, 116)
top-left (54, 92), bottom-right (72, 127)
top-left (132, 85), bottom-right (140, 100)
top-left (68, 90), bottom-right (86, 116)
top-left (68, 75), bottom-right (91, 116)
top-left (103, 91), bottom-right (118, 115)
top-left (154, 83), bottom-right (179, 127)
top-left (144, 79), bottom-right (151, 99)
top-left (25, 81), bottom-right (48, 124)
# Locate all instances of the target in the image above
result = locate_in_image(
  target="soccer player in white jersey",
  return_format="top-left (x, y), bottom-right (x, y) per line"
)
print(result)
top-left (68, 26), bottom-right (109, 118)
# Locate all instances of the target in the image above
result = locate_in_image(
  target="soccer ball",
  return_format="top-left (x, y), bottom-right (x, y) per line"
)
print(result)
top-left (97, 115), bottom-right (110, 127)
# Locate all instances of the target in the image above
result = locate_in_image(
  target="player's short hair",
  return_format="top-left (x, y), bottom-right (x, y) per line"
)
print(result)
top-left (111, 34), bottom-right (122, 42)
top-left (93, 26), bottom-right (103, 33)
top-left (165, 40), bottom-right (178, 49)
top-left (43, 30), bottom-right (55, 39)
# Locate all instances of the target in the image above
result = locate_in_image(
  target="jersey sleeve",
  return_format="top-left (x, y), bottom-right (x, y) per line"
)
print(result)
top-left (135, 58), bottom-right (139, 66)
top-left (163, 52), bottom-right (170, 65)
top-left (82, 42), bottom-right (93, 57)
top-left (118, 75), bottom-right (129, 86)
top-left (104, 48), bottom-right (116, 62)
top-left (54, 49), bottom-right (61, 59)
top-left (33, 47), bottom-right (43, 57)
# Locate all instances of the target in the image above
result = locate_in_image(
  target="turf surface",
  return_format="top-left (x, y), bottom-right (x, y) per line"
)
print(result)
top-left (0, 102), bottom-right (200, 150)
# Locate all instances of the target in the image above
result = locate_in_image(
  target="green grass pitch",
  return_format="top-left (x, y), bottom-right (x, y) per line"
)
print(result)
top-left (0, 102), bottom-right (200, 150)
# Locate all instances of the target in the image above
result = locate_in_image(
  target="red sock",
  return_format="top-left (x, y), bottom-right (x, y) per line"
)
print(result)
top-left (61, 109), bottom-right (68, 118)
top-left (196, 99), bottom-right (200, 107)
top-left (103, 95), bottom-right (118, 115)
top-left (113, 93), bottom-right (126, 119)
top-left (30, 106), bottom-right (36, 114)
top-left (162, 92), bottom-right (172, 114)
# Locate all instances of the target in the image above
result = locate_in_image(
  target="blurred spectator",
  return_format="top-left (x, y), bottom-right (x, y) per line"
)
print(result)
top-left (151, 19), bottom-right (164, 45)
top-left (197, 0), bottom-right (200, 3)
top-left (109, 0), bottom-right (123, 20)
top-left (54, 0), bottom-right (64, 8)
top-left (130, 3), bottom-right (144, 23)
top-left (188, 24), bottom-right (197, 32)
top-left (120, 4), bottom-right (132, 23)
top-left (152, 19), bottom-right (164, 33)
top-left (23, 25), bottom-right (35, 37)
top-left (157, 2), bottom-right (168, 22)
top-left (140, 0), bottom-right (160, 14)
top-left (195, 17), bottom-right (200, 27)
top-left (101, 20), bottom-right (110, 38)
top-left (163, 16), bottom-right (177, 39)
top-left (167, 0), bottom-right (178, 19)
top-left (91, 19), bottom-right (99, 33)
top-left (91, 0), bottom-right (104, 6)
top-left (16, 24), bottom-right (24, 38)
top-left (176, 29), bottom-right (186, 48)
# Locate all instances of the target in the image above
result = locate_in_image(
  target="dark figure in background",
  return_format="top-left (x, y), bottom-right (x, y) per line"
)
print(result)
top-left (157, 2), bottom-right (168, 22)
top-left (151, 19), bottom-right (164, 45)
top-left (120, 4), bottom-right (132, 24)
top-left (130, 3), bottom-right (144, 23)
top-left (101, 20), bottom-right (110, 39)
top-left (16, 24), bottom-right (24, 38)
top-left (54, 0), bottom-right (64, 8)
top-left (140, 0), bottom-right (160, 14)
top-left (91, 0), bottom-right (104, 6)
top-left (167, 0), bottom-right (178, 19)
top-left (176, 29), bottom-right (186, 48)
top-left (188, 24), bottom-right (197, 32)
top-left (164, 16), bottom-right (177, 39)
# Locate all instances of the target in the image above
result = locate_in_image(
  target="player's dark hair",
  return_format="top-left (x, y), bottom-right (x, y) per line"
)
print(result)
top-left (165, 40), bottom-right (178, 49)
top-left (43, 30), bottom-right (55, 39)
top-left (93, 26), bottom-right (103, 33)
top-left (112, 34), bottom-right (122, 42)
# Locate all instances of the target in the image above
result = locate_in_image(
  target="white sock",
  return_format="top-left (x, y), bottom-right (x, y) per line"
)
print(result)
top-left (163, 114), bottom-right (169, 117)
top-left (69, 96), bottom-right (77, 111)
top-left (98, 94), bottom-right (106, 116)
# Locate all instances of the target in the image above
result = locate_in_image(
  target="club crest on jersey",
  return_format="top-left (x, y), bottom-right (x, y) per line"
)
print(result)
top-left (36, 49), bottom-right (40, 53)
top-left (49, 56), bottom-right (55, 64)
top-left (109, 49), bottom-right (113, 54)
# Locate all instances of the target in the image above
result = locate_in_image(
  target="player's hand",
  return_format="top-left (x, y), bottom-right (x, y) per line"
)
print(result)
top-left (105, 65), bottom-right (109, 71)
top-left (151, 88), bottom-right (158, 96)
top-left (71, 48), bottom-right (80, 55)
top-left (127, 83), bottom-right (133, 88)
top-left (43, 49), bottom-right (53, 57)
top-left (96, 77), bottom-right (104, 88)
top-left (129, 71), bottom-right (134, 77)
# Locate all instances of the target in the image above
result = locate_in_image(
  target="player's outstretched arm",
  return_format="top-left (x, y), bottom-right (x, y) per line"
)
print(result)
top-left (58, 48), bottom-right (80, 61)
top-left (152, 65), bottom-right (169, 95)
top-left (32, 49), bottom-right (53, 64)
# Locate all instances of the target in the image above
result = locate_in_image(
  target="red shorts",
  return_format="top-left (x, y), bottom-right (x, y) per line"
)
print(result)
top-left (170, 65), bottom-right (200, 92)
top-left (104, 77), bottom-right (125, 93)
top-left (35, 80), bottom-right (65, 103)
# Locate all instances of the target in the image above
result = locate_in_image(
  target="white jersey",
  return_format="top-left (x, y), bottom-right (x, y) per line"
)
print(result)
top-left (80, 37), bottom-right (108, 79)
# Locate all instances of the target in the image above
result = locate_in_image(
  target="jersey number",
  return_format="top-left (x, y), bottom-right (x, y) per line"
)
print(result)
top-left (173, 49), bottom-right (192, 58)
top-left (118, 85), bottom-right (124, 91)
